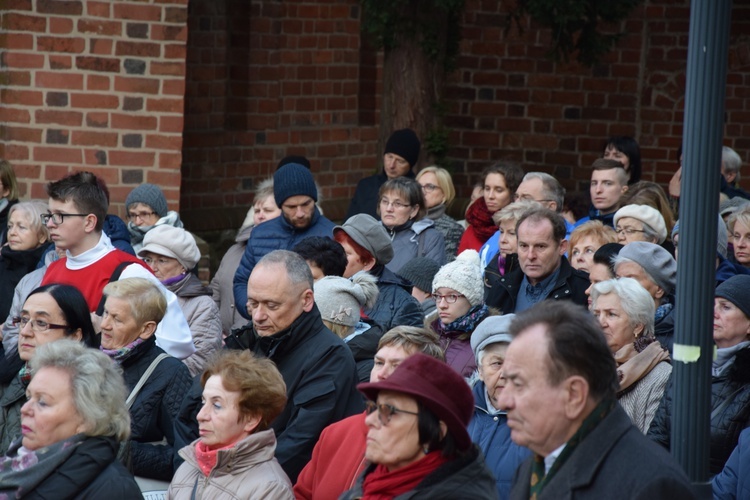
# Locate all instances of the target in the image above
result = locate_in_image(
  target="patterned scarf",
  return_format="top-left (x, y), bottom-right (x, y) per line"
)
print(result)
top-left (434, 305), bottom-right (489, 340)
top-left (465, 197), bottom-right (498, 244)
top-left (529, 398), bottom-right (616, 499)
top-left (654, 302), bottom-right (674, 323)
top-left (100, 337), bottom-right (147, 364)
top-left (18, 364), bottom-right (32, 385)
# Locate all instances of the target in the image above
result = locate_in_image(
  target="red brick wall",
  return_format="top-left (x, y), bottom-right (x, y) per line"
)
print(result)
top-left (181, 0), bottom-right (750, 231)
top-left (0, 0), bottom-right (189, 217)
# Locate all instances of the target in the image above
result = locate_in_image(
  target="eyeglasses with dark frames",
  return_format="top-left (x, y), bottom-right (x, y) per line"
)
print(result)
top-left (420, 183), bottom-right (441, 193)
top-left (13, 316), bottom-right (69, 333)
top-left (127, 210), bottom-right (158, 221)
top-left (41, 212), bottom-right (89, 225)
top-left (614, 227), bottom-right (646, 236)
top-left (365, 400), bottom-right (419, 425)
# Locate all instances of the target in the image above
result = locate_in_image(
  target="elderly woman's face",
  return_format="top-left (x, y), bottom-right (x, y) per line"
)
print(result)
top-left (478, 342), bottom-right (509, 410)
top-left (21, 367), bottom-right (86, 451)
top-left (253, 195), bottom-right (281, 226)
top-left (592, 293), bottom-right (643, 354)
top-left (141, 251), bottom-right (185, 281)
top-left (100, 296), bottom-right (149, 350)
top-left (732, 219), bottom-right (750, 265)
top-left (615, 217), bottom-right (651, 245)
top-left (713, 297), bottom-right (750, 349)
top-left (570, 236), bottom-right (601, 273)
top-left (197, 375), bottom-right (257, 450)
top-left (498, 219), bottom-right (517, 257)
top-left (365, 390), bottom-right (424, 472)
top-left (435, 287), bottom-right (472, 325)
top-left (127, 202), bottom-right (160, 227)
top-left (379, 191), bottom-right (419, 229)
top-left (7, 211), bottom-right (46, 252)
top-left (18, 293), bottom-right (81, 362)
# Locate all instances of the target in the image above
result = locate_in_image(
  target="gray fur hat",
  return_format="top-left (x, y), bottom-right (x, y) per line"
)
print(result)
top-left (125, 183), bottom-right (168, 218)
top-left (432, 249), bottom-right (484, 307)
top-left (314, 272), bottom-right (379, 328)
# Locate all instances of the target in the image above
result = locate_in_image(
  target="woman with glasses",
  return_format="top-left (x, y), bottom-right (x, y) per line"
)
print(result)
top-left (124, 183), bottom-right (183, 254)
top-left (613, 204), bottom-right (668, 247)
top-left (430, 250), bottom-right (492, 378)
top-left (0, 283), bottom-right (97, 453)
top-left (0, 201), bottom-right (52, 324)
top-left (416, 166), bottom-right (464, 262)
top-left (340, 353), bottom-right (497, 499)
top-left (377, 177), bottom-right (446, 274)
top-left (459, 162), bottom-right (524, 254)
top-left (138, 225), bottom-right (221, 377)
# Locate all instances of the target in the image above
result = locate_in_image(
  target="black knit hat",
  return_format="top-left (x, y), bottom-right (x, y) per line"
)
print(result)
top-left (716, 274), bottom-right (750, 319)
top-left (273, 163), bottom-right (317, 206)
top-left (398, 257), bottom-right (441, 293)
top-left (277, 155), bottom-right (312, 170)
top-left (384, 129), bottom-right (421, 168)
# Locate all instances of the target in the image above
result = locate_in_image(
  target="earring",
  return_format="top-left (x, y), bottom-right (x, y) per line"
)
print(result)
top-left (423, 445), bottom-right (430, 454)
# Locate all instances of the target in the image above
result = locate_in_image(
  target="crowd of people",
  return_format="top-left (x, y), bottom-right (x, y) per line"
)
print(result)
top-left (0, 131), bottom-right (748, 498)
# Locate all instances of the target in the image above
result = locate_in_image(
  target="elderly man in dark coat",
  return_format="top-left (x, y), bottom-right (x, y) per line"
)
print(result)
top-left (226, 250), bottom-right (362, 483)
top-left (498, 301), bottom-right (697, 499)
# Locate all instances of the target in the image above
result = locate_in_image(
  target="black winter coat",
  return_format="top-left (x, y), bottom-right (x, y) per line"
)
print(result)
top-left (647, 346), bottom-right (750, 474)
top-left (483, 256), bottom-right (589, 313)
top-left (120, 337), bottom-right (195, 481)
top-left (346, 169), bottom-right (417, 220)
top-left (346, 318), bottom-right (385, 383)
top-left (225, 305), bottom-right (363, 483)
top-left (18, 436), bottom-right (141, 499)
top-left (340, 445), bottom-right (499, 499)
top-left (0, 242), bottom-right (51, 322)
top-left (365, 266), bottom-right (423, 331)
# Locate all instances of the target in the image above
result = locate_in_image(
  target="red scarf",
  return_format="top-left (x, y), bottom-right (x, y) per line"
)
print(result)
top-left (361, 452), bottom-right (449, 499)
top-left (194, 440), bottom-right (236, 476)
top-left (465, 197), bottom-right (498, 244)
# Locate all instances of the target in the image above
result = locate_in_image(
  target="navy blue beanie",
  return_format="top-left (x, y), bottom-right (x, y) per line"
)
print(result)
top-left (384, 129), bottom-right (421, 168)
top-left (716, 274), bottom-right (750, 319)
top-left (273, 163), bottom-right (317, 206)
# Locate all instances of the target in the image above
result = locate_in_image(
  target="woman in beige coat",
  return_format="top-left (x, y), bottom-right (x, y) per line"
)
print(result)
top-left (168, 350), bottom-right (293, 499)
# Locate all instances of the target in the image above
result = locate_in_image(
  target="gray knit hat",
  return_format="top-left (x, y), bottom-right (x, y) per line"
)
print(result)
top-left (125, 183), bottom-right (168, 218)
top-left (314, 273), bottom-right (379, 328)
top-left (138, 225), bottom-right (201, 271)
top-left (398, 257), bottom-right (441, 293)
top-left (432, 249), bottom-right (484, 307)
top-left (672, 216), bottom-right (728, 259)
top-left (273, 163), bottom-right (317, 207)
top-left (716, 274), bottom-right (750, 319)
top-left (334, 214), bottom-right (394, 265)
top-left (470, 314), bottom-right (516, 362)
top-left (614, 204), bottom-right (668, 244)
top-left (616, 241), bottom-right (676, 295)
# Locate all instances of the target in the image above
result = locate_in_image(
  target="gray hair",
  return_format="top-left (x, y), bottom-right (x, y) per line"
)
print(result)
top-left (522, 172), bottom-right (565, 212)
top-left (254, 177), bottom-right (275, 202)
top-left (30, 340), bottom-right (131, 441)
top-left (378, 326), bottom-right (444, 361)
top-left (639, 222), bottom-right (660, 244)
top-left (723, 146), bottom-right (742, 177)
top-left (9, 200), bottom-right (49, 244)
top-left (257, 249), bottom-right (314, 289)
top-left (103, 278), bottom-right (166, 326)
top-left (492, 199), bottom-right (541, 226)
top-left (590, 278), bottom-right (655, 338)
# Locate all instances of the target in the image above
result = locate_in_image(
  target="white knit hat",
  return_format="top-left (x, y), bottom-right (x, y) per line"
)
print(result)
top-left (431, 249), bottom-right (484, 307)
top-left (314, 272), bottom-right (379, 328)
top-left (613, 204), bottom-right (668, 244)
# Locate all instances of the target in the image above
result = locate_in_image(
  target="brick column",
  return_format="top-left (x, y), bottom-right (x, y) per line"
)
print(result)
top-left (0, 0), bottom-right (189, 216)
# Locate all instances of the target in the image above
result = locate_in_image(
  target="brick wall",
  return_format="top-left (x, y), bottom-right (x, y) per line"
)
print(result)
top-left (181, 0), bottom-right (750, 234)
top-left (0, 0), bottom-right (189, 217)
top-left (181, 0), bottom-right (379, 230)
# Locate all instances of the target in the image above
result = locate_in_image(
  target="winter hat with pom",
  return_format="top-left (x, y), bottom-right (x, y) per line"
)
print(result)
top-left (431, 249), bottom-right (484, 307)
top-left (314, 272), bottom-right (379, 328)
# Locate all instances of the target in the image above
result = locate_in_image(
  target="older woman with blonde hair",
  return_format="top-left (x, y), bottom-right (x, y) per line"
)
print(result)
top-left (729, 204), bottom-right (750, 268)
top-left (416, 166), bottom-right (464, 261)
top-left (568, 220), bottom-right (617, 273)
top-left (168, 350), bottom-right (293, 499)
top-left (591, 278), bottom-right (671, 433)
top-left (0, 340), bottom-right (140, 497)
top-left (0, 200), bottom-right (52, 322)
top-left (99, 278), bottom-right (195, 484)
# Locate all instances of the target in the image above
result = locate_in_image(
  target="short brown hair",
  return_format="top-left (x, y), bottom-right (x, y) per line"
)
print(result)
top-left (378, 326), bottom-right (444, 361)
top-left (516, 207), bottom-right (567, 243)
top-left (201, 350), bottom-right (287, 431)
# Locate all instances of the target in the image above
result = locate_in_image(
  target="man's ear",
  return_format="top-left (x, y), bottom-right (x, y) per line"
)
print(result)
top-left (563, 375), bottom-right (590, 421)
top-left (301, 288), bottom-right (314, 312)
top-left (559, 238), bottom-right (569, 256)
top-left (83, 214), bottom-right (98, 234)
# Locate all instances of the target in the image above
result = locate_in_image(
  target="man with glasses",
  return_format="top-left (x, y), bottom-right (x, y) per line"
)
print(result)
top-left (484, 207), bottom-right (589, 314)
top-left (294, 325), bottom-right (443, 499)
top-left (515, 172), bottom-right (575, 239)
top-left (40, 171), bottom-right (195, 360)
top-left (233, 163), bottom-right (335, 320)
